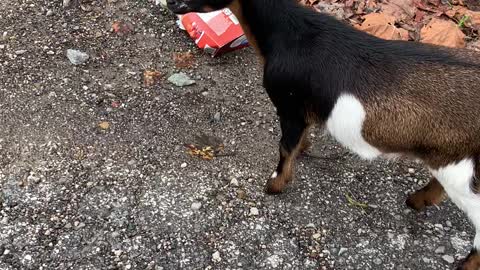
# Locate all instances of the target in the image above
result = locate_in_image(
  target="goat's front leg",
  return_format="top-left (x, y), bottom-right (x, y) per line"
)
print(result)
top-left (265, 117), bottom-right (309, 194)
top-left (405, 177), bottom-right (446, 211)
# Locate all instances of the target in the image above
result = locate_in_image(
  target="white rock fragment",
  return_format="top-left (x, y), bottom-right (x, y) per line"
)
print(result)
top-left (212, 251), bottom-right (221, 262)
top-left (230, 178), bottom-right (239, 186)
top-left (191, 201), bottom-right (202, 211)
top-left (338, 247), bottom-right (348, 256)
top-left (435, 246), bottom-right (446, 254)
top-left (180, 162), bottom-right (187, 168)
top-left (67, 49), bottom-right (89, 65)
top-left (249, 207), bottom-right (259, 216)
top-left (155, 0), bottom-right (167, 6)
top-left (168, 72), bottom-right (195, 87)
top-left (442, 255), bottom-right (454, 264)
top-left (266, 254), bottom-right (282, 268)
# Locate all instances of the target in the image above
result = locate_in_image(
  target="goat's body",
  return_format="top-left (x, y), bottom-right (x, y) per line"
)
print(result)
top-left (242, 0), bottom-right (480, 167)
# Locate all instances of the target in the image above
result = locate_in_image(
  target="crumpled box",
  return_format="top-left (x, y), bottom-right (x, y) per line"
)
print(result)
top-left (177, 8), bottom-right (249, 57)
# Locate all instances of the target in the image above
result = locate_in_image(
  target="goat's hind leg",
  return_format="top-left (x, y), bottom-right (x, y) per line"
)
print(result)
top-left (429, 158), bottom-right (480, 270)
top-left (406, 177), bottom-right (446, 211)
top-left (265, 117), bottom-right (309, 194)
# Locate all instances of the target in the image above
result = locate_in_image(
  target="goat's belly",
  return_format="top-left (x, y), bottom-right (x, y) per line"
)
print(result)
top-left (326, 94), bottom-right (382, 160)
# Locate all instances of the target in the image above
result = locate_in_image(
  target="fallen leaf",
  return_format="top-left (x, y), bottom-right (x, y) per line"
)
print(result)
top-left (357, 13), bottom-right (410, 40)
top-left (98, 121), bottom-right (110, 130)
top-left (445, 6), bottom-right (480, 30)
top-left (111, 20), bottom-right (134, 35)
top-left (414, 10), bottom-right (426, 22)
top-left (143, 70), bottom-right (162, 87)
top-left (420, 18), bottom-right (466, 48)
top-left (380, 0), bottom-right (416, 22)
top-left (173, 52), bottom-right (195, 68)
top-left (184, 133), bottom-right (225, 160)
top-left (185, 144), bottom-right (224, 160)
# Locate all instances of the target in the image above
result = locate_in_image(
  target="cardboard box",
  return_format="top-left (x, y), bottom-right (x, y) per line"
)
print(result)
top-left (178, 9), bottom-right (249, 57)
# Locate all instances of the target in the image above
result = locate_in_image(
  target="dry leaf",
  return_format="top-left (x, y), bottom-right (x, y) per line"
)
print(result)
top-left (420, 18), bottom-right (466, 48)
top-left (173, 52), bottom-right (195, 68)
top-left (380, 0), bottom-right (416, 22)
top-left (414, 10), bottom-right (426, 22)
top-left (185, 144), bottom-right (224, 160)
top-left (357, 13), bottom-right (410, 40)
top-left (445, 6), bottom-right (480, 30)
top-left (98, 121), bottom-right (110, 130)
top-left (143, 70), bottom-right (162, 87)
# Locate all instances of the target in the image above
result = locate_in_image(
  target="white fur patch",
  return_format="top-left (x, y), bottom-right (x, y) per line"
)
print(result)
top-left (326, 94), bottom-right (381, 160)
top-left (271, 171), bottom-right (278, 179)
top-left (430, 159), bottom-right (480, 249)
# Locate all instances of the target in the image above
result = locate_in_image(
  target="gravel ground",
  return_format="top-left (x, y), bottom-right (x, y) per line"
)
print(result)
top-left (0, 0), bottom-right (475, 269)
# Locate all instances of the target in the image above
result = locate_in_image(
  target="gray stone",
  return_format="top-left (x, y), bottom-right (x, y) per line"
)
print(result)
top-left (67, 49), bottom-right (89, 65)
top-left (442, 255), bottom-right (454, 264)
top-left (435, 246), bottom-right (445, 254)
top-left (191, 202), bottom-right (202, 211)
top-left (168, 73), bottom-right (195, 87)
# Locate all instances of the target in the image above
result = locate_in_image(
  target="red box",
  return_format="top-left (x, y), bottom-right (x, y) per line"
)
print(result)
top-left (178, 9), bottom-right (249, 57)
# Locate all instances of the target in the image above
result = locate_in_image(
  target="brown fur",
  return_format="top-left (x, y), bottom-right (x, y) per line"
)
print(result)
top-left (406, 177), bottom-right (446, 211)
top-left (460, 250), bottom-right (480, 270)
top-left (361, 58), bottom-right (480, 170)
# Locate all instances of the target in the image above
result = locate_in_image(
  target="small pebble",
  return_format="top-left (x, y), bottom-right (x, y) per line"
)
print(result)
top-left (338, 247), bottom-right (348, 256)
top-left (168, 72), bottom-right (195, 87)
top-left (212, 251), bottom-right (221, 262)
top-left (15, 50), bottom-right (27, 55)
top-left (213, 112), bottom-right (221, 122)
top-left (249, 207), bottom-right (259, 216)
top-left (446, 221), bottom-right (452, 227)
top-left (230, 178), bottom-right (239, 186)
top-left (180, 162), bottom-right (187, 168)
top-left (46, 9), bottom-right (54, 16)
top-left (67, 49), bottom-right (89, 65)
top-left (191, 202), bottom-right (202, 211)
top-left (442, 255), bottom-right (454, 264)
top-left (408, 168), bottom-right (415, 174)
top-left (373, 258), bottom-right (382, 265)
top-left (435, 246), bottom-right (446, 254)
top-left (312, 233), bottom-right (321, 240)
top-left (113, 249), bottom-right (122, 257)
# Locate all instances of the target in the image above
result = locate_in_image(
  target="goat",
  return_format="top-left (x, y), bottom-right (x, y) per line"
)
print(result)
top-left (167, 0), bottom-right (480, 268)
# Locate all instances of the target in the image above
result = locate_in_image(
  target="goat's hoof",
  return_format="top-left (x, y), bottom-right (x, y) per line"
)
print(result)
top-left (457, 249), bottom-right (480, 270)
top-left (265, 177), bottom-right (287, 194)
top-left (405, 192), bottom-right (427, 211)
